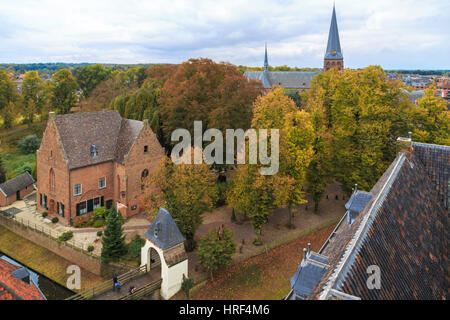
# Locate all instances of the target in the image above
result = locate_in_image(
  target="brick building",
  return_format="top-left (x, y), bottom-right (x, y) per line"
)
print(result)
top-left (0, 172), bottom-right (35, 207)
top-left (36, 110), bottom-right (165, 225)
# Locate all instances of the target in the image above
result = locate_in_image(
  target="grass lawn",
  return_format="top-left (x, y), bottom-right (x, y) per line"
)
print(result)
top-left (0, 225), bottom-right (106, 292)
top-left (0, 121), bottom-right (46, 179)
top-left (175, 223), bottom-right (337, 300)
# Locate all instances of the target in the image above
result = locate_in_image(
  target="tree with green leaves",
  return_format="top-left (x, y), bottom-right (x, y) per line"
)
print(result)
top-left (411, 86), bottom-right (450, 145)
top-left (50, 69), bottom-right (78, 114)
top-left (101, 209), bottom-right (127, 263)
top-left (22, 71), bottom-right (45, 119)
top-left (2, 101), bottom-right (16, 129)
top-left (227, 165), bottom-right (291, 244)
top-left (251, 87), bottom-right (315, 228)
top-left (76, 64), bottom-right (111, 98)
top-left (144, 156), bottom-right (217, 251)
top-left (0, 70), bottom-right (19, 126)
top-left (197, 226), bottom-right (236, 280)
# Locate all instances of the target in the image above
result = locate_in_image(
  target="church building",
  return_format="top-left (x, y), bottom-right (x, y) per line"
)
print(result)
top-left (245, 4), bottom-right (344, 90)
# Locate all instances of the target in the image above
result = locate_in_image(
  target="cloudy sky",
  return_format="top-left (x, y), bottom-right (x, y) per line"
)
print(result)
top-left (0, 0), bottom-right (449, 69)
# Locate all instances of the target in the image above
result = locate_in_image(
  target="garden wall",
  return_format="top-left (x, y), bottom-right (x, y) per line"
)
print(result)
top-left (0, 214), bottom-right (129, 277)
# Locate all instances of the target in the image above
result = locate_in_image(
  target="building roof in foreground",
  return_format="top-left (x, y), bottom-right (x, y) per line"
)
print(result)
top-left (289, 140), bottom-right (449, 300)
top-left (50, 110), bottom-right (159, 170)
top-left (0, 171), bottom-right (35, 197)
top-left (0, 259), bottom-right (45, 300)
top-left (144, 208), bottom-right (186, 250)
top-left (244, 70), bottom-right (320, 89)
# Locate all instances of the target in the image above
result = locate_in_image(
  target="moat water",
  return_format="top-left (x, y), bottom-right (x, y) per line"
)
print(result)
top-left (0, 251), bottom-right (74, 300)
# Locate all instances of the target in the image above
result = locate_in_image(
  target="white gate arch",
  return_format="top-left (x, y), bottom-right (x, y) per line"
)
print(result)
top-left (141, 208), bottom-right (188, 300)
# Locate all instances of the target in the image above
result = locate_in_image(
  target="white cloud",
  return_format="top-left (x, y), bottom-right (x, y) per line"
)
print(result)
top-left (0, 0), bottom-right (448, 69)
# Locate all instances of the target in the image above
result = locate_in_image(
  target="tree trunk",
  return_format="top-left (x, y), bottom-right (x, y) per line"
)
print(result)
top-left (287, 205), bottom-right (293, 228)
top-left (314, 200), bottom-right (319, 214)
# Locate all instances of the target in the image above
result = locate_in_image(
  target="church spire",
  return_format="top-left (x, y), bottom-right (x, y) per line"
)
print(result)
top-left (264, 42), bottom-right (269, 71)
top-left (324, 4), bottom-right (344, 71)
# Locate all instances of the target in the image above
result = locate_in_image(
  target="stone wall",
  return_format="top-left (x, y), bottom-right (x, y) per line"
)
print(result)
top-left (0, 215), bottom-right (129, 277)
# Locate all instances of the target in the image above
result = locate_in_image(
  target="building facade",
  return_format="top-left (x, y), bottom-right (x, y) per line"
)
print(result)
top-left (36, 110), bottom-right (165, 225)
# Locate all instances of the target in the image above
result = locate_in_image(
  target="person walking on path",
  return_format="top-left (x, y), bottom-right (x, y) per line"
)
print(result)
top-left (113, 274), bottom-right (118, 291)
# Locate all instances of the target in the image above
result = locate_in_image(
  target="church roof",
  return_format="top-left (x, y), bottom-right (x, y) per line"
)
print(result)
top-left (324, 5), bottom-right (343, 60)
top-left (244, 71), bottom-right (319, 89)
top-left (144, 208), bottom-right (186, 250)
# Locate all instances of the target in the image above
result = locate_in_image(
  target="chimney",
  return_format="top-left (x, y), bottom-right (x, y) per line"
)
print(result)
top-left (49, 111), bottom-right (55, 120)
top-left (307, 243), bottom-right (311, 255)
top-left (396, 134), bottom-right (412, 154)
top-left (302, 248), bottom-right (307, 262)
top-left (354, 184), bottom-right (358, 193)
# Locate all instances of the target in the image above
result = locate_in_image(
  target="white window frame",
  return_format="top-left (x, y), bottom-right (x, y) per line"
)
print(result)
top-left (74, 184), bottom-right (82, 196)
top-left (98, 177), bottom-right (106, 190)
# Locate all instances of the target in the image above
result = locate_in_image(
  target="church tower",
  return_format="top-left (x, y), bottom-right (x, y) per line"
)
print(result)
top-left (324, 4), bottom-right (343, 72)
top-left (264, 42), bottom-right (269, 71)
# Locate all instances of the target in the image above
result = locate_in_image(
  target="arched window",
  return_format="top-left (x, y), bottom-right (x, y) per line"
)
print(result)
top-left (49, 168), bottom-right (55, 192)
top-left (141, 169), bottom-right (149, 179)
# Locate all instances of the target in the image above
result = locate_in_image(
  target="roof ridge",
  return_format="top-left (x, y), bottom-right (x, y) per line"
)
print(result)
top-left (319, 153), bottom-right (406, 299)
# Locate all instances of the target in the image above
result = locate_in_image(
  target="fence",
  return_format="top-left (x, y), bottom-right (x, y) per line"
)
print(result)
top-left (66, 264), bottom-right (148, 300)
top-left (0, 212), bottom-right (92, 254)
top-left (119, 278), bottom-right (162, 300)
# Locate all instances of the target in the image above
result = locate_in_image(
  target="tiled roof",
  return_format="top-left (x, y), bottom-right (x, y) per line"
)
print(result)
top-left (144, 208), bottom-right (186, 250)
top-left (244, 71), bottom-right (319, 89)
top-left (52, 110), bottom-right (155, 169)
top-left (289, 141), bottom-right (449, 300)
top-left (0, 172), bottom-right (35, 197)
top-left (0, 259), bottom-right (45, 300)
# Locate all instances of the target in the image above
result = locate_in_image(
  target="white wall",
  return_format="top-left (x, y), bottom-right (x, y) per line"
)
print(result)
top-left (141, 239), bottom-right (188, 300)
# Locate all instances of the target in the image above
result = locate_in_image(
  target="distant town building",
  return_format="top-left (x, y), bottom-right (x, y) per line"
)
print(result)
top-left (36, 110), bottom-right (165, 225)
top-left (0, 172), bottom-right (35, 207)
top-left (287, 138), bottom-right (449, 300)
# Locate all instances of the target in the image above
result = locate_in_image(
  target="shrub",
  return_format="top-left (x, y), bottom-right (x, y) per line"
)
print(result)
top-left (97, 231), bottom-right (103, 237)
top-left (93, 219), bottom-right (105, 228)
top-left (93, 206), bottom-right (109, 219)
top-left (42, 212), bottom-right (48, 218)
top-left (87, 245), bottom-right (95, 252)
top-left (181, 276), bottom-right (194, 299)
top-left (17, 135), bottom-right (41, 154)
top-left (57, 231), bottom-right (73, 242)
top-left (231, 208), bottom-right (236, 222)
top-left (215, 182), bottom-right (229, 207)
top-left (128, 234), bottom-right (145, 260)
top-left (51, 217), bottom-right (59, 223)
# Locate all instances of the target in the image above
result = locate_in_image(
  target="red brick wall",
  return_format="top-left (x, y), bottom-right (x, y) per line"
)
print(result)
top-left (69, 162), bottom-right (115, 225)
top-left (324, 59), bottom-right (343, 72)
top-left (123, 122), bottom-right (165, 218)
top-left (36, 118), bottom-right (70, 223)
top-left (0, 185), bottom-right (34, 207)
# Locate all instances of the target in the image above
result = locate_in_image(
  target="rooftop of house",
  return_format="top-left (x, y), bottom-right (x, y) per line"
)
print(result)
top-left (0, 171), bottom-right (35, 197)
top-left (144, 208), bottom-right (186, 250)
top-left (289, 139), bottom-right (449, 300)
top-left (0, 259), bottom-right (45, 300)
top-left (48, 110), bottom-right (160, 170)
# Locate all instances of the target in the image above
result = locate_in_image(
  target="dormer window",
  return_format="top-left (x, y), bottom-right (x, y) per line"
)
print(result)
top-left (91, 144), bottom-right (98, 158)
top-left (154, 221), bottom-right (161, 238)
